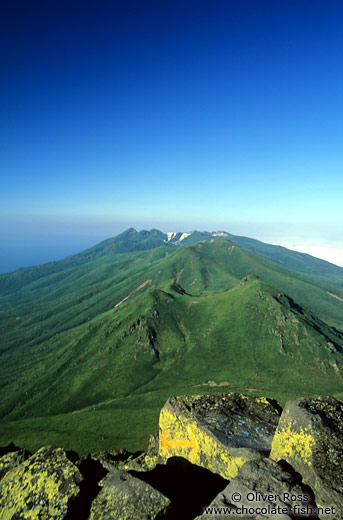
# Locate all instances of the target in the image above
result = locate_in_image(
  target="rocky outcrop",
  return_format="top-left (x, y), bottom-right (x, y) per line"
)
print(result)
top-left (0, 446), bottom-right (82, 519)
top-left (1, 393), bottom-right (342, 519)
top-left (82, 448), bottom-right (145, 473)
top-left (270, 396), bottom-right (343, 517)
top-left (195, 457), bottom-right (316, 519)
top-left (88, 468), bottom-right (170, 520)
top-left (85, 434), bottom-right (162, 474)
top-left (158, 393), bottom-right (281, 479)
top-left (0, 445), bottom-right (31, 481)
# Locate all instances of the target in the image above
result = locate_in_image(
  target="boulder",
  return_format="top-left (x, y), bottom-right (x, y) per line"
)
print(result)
top-left (86, 434), bottom-right (161, 474)
top-left (82, 448), bottom-right (142, 472)
top-left (88, 468), bottom-right (171, 519)
top-left (123, 434), bottom-right (161, 472)
top-left (158, 393), bottom-right (281, 479)
top-left (196, 457), bottom-right (316, 519)
top-left (0, 446), bottom-right (82, 519)
top-left (270, 396), bottom-right (343, 518)
top-left (0, 448), bottom-right (30, 481)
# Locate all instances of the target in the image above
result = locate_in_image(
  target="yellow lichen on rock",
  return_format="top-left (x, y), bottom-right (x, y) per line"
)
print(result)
top-left (142, 453), bottom-right (159, 470)
top-left (256, 396), bottom-right (270, 405)
top-left (159, 407), bottom-right (248, 480)
top-left (0, 447), bottom-right (82, 520)
top-left (89, 469), bottom-right (170, 520)
top-left (270, 422), bottom-right (314, 466)
top-left (269, 397), bottom-right (343, 517)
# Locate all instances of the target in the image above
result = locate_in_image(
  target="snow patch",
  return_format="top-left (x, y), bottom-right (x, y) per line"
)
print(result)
top-left (167, 232), bottom-right (177, 241)
top-left (179, 232), bottom-right (191, 241)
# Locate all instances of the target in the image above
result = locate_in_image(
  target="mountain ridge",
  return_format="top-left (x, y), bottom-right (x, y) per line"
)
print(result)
top-left (1, 234), bottom-right (343, 454)
top-left (1, 228), bottom-right (342, 294)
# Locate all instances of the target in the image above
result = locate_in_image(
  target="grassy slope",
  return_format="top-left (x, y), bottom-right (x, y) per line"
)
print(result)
top-left (3, 227), bottom-right (343, 296)
top-left (1, 277), bottom-right (342, 455)
top-left (1, 240), bottom-right (343, 454)
top-left (169, 229), bottom-right (343, 289)
top-left (228, 234), bottom-right (343, 289)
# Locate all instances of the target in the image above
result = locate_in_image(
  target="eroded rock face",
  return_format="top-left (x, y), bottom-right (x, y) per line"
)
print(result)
top-left (0, 446), bottom-right (82, 519)
top-left (196, 458), bottom-right (316, 519)
top-left (159, 393), bottom-right (281, 479)
top-left (88, 468), bottom-right (170, 520)
top-left (270, 396), bottom-right (343, 518)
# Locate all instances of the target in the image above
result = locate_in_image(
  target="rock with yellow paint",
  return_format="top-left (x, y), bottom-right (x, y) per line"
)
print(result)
top-left (158, 393), bottom-right (281, 480)
top-left (88, 468), bottom-right (170, 520)
top-left (270, 396), bottom-right (343, 519)
top-left (0, 446), bottom-right (82, 520)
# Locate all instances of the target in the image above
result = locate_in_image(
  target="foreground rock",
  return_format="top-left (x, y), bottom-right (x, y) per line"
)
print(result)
top-left (88, 468), bottom-right (170, 520)
top-left (159, 393), bottom-right (281, 479)
top-left (270, 396), bottom-right (343, 518)
top-left (0, 447), bottom-right (31, 480)
top-left (83, 448), bottom-right (144, 472)
top-left (0, 446), bottom-right (82, 519)
top-left (1, 393), bottom-right (342, 519)
top-left (86, 434), bottom-right (161, 474)
top-left (196, 458), bottom-right (316, 519)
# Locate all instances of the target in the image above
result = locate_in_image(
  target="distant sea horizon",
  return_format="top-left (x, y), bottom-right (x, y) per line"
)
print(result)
top-left (0, 235), bottom-right (108, 274)
top-left (1, 230), bottom-right (342, 275)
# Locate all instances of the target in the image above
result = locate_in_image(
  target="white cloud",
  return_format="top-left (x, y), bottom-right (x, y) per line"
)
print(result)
top-left (272, 240), bottom-right (343, 267)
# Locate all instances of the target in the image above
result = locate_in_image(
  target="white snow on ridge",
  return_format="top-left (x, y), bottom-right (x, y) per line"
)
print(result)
top-left (212, 231), bottom-right (228, 237)
top-left (166, 231), bottom-right (191, 242)
top-left (179, 233), bottom-right (191, 241)
top-left (167, 232), bottom-right (177, 241)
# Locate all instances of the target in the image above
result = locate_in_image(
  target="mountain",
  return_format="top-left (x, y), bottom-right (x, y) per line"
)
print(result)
top-left (85, 229), bottom-right (343, 290)
top-left (2, 228), bottom-right (343, 291)
top-left (0, 232), bottom-right (343, 454)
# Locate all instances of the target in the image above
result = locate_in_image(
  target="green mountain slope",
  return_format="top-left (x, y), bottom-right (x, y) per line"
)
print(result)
top-left (1, 240), bottom-right (343, 352)
top-left (2, 228), bottom-right (342, 294)
top-left (168, 229), bottom-right (343, 289)
top-left (226, 233), bottom-right (343, 289)
top-left (1, 237), bottom-right (343, 453)
top-left (2, 275), bottom-right (343, 418)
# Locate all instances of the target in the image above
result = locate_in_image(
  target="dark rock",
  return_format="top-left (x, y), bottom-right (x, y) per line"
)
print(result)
top-left (130, 456), bottom-right (228, 520)
top-left (122, 316), bottom-right (146, 338)
top-left (0, 446), bottom-right (82, 519)
top-left (159, 393), bottom-right (281, 479)
top-left (65, 456), bottom-right (107, 520)
top-left (0, 442), bottom-right (24, 457)
top-left (270, 396), bottom-right (343, 518)
top-left (82, 434), bottom-right (162, 474)
top-left (240, 275), bottom-right (259, 286)
top-left (88, 468), bottom-right (170, 519)
top-left (196, 458), bottom-right (317, 519)
top-left (81, 446), bottom-right (161, 475)
top-left (123, 434), bottom-right (162, 472)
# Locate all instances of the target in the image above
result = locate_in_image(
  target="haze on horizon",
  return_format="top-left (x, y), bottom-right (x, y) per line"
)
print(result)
top-left (1, 0), bottom-right (342, 272)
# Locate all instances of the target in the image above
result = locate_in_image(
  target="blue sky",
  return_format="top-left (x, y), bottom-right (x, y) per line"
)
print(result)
top-left (1, 0), bottom-right (342, 271)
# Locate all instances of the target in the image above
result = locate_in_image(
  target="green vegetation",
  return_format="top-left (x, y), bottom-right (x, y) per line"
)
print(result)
top-left (0, 232), bottom-right (343, 455)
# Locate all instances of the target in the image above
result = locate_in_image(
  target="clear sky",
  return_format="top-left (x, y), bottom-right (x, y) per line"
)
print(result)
top-left (1, 0), bottom-right (342, 271)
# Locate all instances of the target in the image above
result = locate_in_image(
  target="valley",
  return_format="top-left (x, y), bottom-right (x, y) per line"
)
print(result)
top-left (0, 230), bottom-right (342, 454)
